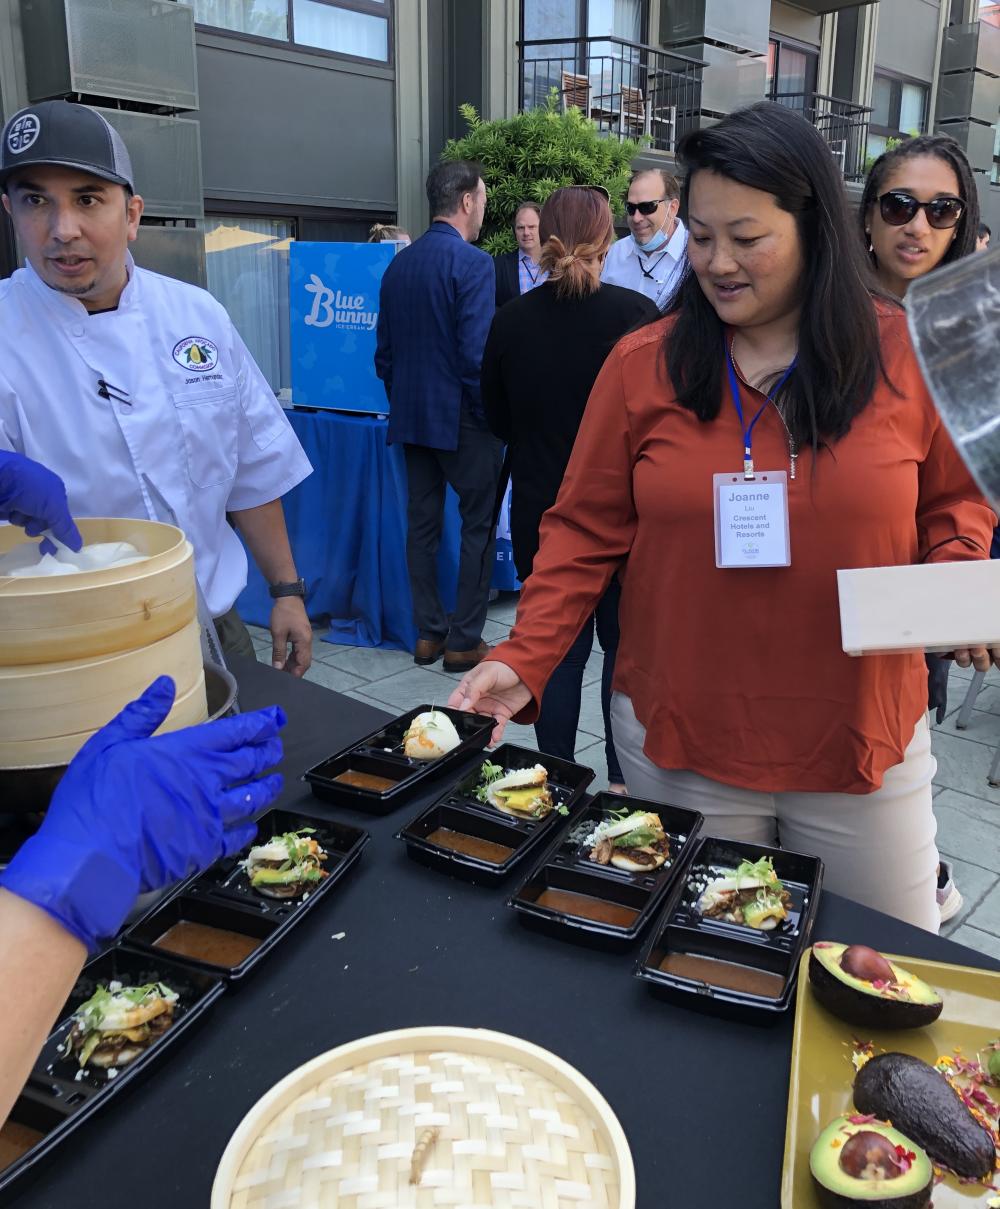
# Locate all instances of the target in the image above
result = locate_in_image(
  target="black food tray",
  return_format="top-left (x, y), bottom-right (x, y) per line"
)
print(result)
top-left (302, 704), bottom-right (495, 814)
top-left (635, 835), bottom-right (823, 1020)
top-left (121, 807), bottom-right (368, 980)
top-left (396, 744), bottom-right (595, 884)
top-left (507, 792), bottom-right (704, 950)
top-left (0, 947), bottom-right (224, 1201)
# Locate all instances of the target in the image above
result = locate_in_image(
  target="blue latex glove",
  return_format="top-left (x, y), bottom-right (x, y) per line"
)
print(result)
top-left (0, 451), bottom-right (82, 553)
top-left (0, 676), bottom-right (286, 950)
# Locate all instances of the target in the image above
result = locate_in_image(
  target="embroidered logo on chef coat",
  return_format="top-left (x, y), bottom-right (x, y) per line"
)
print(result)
top-left (7, 114), bottom-right (40, 154)
top-left (172, 336), bottom-right (219, 372)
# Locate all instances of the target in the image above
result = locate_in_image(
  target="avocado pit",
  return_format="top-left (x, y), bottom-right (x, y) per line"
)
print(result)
top-left (839, 1131), bottom-right (909, 1181)
top-left (841, 945), bottom-right (895, 984)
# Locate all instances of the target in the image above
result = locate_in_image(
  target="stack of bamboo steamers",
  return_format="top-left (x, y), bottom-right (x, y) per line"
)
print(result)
top-left (0, 518), bottom-right (208, 771)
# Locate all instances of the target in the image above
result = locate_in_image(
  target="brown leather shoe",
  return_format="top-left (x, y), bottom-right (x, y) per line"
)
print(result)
top-left (413, 636), bottom-right (447, 665)
top-left (443, 640), bottom-right (490, 673)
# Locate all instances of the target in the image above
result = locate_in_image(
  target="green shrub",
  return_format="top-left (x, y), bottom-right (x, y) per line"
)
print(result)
top-left (440, 93), bottom-right (642, 255)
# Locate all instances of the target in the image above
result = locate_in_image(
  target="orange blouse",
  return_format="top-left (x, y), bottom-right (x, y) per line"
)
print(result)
top-left (490, 309), bottom-right (995, 794)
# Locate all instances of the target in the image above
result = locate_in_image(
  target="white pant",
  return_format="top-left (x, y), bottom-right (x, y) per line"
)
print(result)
top-left (610, 693), bottom-right (940, 933)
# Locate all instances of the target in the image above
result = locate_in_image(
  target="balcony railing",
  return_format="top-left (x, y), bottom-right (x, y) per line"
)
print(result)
top-left (771, 90), bottom-right (873, 182)
top-left (519, 35), bottom-right (704, 154)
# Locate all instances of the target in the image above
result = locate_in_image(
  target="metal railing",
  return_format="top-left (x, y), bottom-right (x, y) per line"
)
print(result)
top-left (771, 90), bottom-right (873, 182)
top-left (519, 35), bottom-right (704, 154)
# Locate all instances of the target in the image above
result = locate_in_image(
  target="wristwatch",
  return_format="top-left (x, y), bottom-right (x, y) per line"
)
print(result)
top-left (268, 577), bottom-right (306, 599)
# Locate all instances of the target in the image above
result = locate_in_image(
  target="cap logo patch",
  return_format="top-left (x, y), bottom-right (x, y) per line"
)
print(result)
top-left (7, 113), bottom-right (40, 155)
top-left (172, 336), bottom-right (219, 372)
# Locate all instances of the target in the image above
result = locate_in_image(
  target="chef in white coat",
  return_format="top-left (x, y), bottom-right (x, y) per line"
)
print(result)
top-left (0, 100), bottom-right (314, 673)
top-left (600, 168), bottom-right (688, 311)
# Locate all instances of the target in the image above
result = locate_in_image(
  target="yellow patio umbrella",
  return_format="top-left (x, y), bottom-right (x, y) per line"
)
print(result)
top-left (203, 224), bottom-right (277, 254)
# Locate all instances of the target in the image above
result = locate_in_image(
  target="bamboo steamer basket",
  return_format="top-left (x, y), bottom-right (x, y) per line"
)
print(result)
top-left (212, 1026), bottom-right (635, 1209)
top-left (0, 517), bottom-right (196, 666)
top-left (0, 618), bottom-right (208, 767)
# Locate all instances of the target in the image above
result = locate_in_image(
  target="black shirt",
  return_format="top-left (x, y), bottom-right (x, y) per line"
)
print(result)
top-left (481, 281), bottom-right (659, 581)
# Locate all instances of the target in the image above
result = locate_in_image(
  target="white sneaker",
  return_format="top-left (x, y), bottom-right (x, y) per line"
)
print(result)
top-left (936, 860), bottom-right (964, 924)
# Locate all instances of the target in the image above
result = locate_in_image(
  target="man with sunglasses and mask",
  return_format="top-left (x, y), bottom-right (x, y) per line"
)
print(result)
top-left (600, 169), bottom-right (687, 310)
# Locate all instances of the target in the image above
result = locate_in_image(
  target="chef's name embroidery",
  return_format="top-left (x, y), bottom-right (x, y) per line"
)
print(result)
top-left (303, 274), bottom-right (378, 331)
top-left (172, 336), bottom-right (219, 372)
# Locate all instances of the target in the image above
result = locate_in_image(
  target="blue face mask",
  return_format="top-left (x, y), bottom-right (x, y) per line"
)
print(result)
top-left (638, 226), bottom-right (667, 256)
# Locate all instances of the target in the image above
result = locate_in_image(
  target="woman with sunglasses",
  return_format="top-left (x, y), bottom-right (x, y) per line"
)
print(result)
top-left (860, 135), bottom-right (981, 925)
top-left (481, 186), bottom-right (658, 790)
top-left (451, 102), bottom-right (996, 932)
top-left (860, 134), bottom-right (979, 300)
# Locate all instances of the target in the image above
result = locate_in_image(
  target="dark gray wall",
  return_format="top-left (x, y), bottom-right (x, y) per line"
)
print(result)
top-left (447, 0), bottom-right (484, 139)
top-left (832, 5), bottom-right (860, 100)
top-left (769, 1), bottom-right (822, 45)
top-left (424, 0), bottom-right (487, 169)
top-left (195, 33), bottom-right (396, 211)
top-left (874, 0), bottom-right (941, 81)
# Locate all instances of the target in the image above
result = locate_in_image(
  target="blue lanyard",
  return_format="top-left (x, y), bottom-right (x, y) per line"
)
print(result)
top-left (726, 344), bottom-right (797, 480)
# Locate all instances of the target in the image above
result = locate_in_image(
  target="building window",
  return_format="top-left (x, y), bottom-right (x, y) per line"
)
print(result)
top-left (767, 36), bottom-right (819, 106)
top-left (522, 0), bottom-right (645, 45)
top-left (993, 122), bottom-right (1000, 184)
top-left (193, 0), bottom-right (391, 63)
top-left (204, 215), bottom-right (294, 396)
top-left (867, 70), bottom-right (928, 160)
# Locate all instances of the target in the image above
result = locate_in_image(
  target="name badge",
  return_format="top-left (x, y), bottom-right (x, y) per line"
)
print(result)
top-left (713, 471), bottom-right (791, 568)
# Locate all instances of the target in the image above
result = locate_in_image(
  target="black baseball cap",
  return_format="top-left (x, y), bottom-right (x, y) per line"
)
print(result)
top-left (0, 100), bottom-right (134, 191)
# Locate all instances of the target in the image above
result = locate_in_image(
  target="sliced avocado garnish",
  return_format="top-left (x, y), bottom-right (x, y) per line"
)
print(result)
top-left (810, 1115), bottom-right (933, 1208)
top-left (808, 943), bottom-right (943, 1030)
top-left (251, 866), bottom-right (322, 886)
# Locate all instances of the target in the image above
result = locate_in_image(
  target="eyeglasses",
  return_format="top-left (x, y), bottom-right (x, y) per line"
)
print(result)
top-left (563, 184), bottom-right (611, 201)
top-left (878, 190), bottom-right (965, 230)
top-left (625, 198), bottom-right (666, 217)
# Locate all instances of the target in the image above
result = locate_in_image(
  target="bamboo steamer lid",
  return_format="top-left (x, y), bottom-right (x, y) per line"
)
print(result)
top-left (0, 518), bottom-right (196, 666)
top-left (212, 1026), bottom-right (635, 1209)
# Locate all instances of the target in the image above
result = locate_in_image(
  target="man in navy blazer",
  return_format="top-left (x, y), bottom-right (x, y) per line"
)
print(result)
top-left (375, 160), bottom-right (501, 672)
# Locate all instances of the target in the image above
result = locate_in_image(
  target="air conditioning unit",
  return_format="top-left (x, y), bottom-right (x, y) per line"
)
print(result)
top-left (20, 0), bottom-right (198, 111)
top-left (133, 225), bottom-right (206, 289)
top-left (95, 108), bottom-right (203, 219)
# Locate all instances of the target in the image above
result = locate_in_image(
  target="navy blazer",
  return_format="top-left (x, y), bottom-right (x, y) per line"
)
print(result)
top-left (375, 221), bottom-right (495, 451)
top-left (493, 251), bottom-right (520, 309)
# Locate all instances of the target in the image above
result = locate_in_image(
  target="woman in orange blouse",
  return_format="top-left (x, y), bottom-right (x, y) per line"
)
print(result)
top-left (449, 102), bottom-right (997, 931)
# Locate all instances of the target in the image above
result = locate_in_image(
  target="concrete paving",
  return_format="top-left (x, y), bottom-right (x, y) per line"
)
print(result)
top-left (248, 595), bottom-right (1000, 956)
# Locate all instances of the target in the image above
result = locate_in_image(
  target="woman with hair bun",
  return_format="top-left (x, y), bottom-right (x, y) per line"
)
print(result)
top-left (368, 222), bottom-right (411, 245)
top-left (480, 186), bottom-right (659, 790)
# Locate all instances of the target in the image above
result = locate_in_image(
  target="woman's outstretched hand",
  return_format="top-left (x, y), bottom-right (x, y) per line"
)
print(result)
top-left (448, 659), bottom-right (532, 745)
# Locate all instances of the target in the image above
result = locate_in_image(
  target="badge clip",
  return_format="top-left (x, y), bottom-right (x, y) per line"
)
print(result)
top-left (743, 450), bottom-right (755, 481)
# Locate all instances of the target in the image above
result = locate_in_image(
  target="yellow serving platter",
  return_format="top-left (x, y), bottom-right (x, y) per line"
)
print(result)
top-left (782, 947), bottom-right (1000, 1207)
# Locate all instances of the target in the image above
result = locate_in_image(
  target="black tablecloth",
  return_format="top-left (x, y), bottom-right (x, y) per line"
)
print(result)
top-left (19, 658), bottom-right (1000, 1209)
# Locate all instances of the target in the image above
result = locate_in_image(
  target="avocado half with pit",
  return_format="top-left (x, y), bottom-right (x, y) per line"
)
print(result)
top-left (810, 1116), bottom-right (933, 1209)
top-left (808, 943), bottom-right (942, 1030)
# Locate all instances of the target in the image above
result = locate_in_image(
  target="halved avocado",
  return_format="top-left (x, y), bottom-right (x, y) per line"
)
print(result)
top-left (808, 943), bottom-right (942, 1030)
top-left (810, 1116), bottom-right (933, 1209)
top-left (854, 1052), bottom-right (996, 1180)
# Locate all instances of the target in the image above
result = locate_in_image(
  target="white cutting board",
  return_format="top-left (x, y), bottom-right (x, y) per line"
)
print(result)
top-left (837, 560), bottom-right (1000, 655)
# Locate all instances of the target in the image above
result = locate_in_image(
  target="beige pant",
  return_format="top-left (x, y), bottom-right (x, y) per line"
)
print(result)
top-left (610, 693), bottom-right (940, 933)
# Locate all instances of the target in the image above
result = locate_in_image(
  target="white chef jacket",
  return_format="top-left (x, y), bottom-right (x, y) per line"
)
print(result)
top-left (600, 218), bottom-right (688, 311)
top-left (0, 256), bottom-right (312, 616)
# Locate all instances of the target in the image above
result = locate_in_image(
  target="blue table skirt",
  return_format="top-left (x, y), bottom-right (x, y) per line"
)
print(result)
top-left (237, 409), bottom-right (519, 650)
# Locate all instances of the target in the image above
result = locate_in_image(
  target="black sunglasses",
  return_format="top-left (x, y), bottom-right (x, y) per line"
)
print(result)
top-left (878, 190), bottom-right (965, 230)
top-left (625, 198), bottom-right (666, 216)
